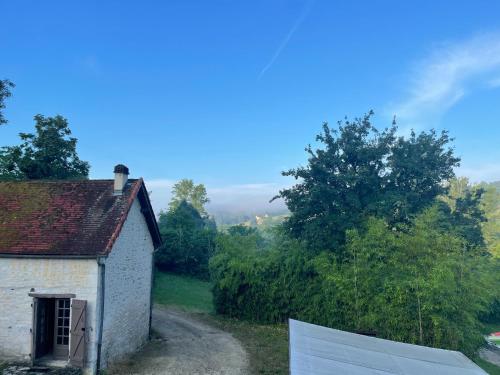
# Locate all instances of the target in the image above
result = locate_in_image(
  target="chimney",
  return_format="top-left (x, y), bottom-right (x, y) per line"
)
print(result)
top-left (113, 164), bottom-right (129, 195)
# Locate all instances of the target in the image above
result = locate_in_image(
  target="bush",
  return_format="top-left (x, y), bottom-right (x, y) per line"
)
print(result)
top-left (210, 231), bottom-right (321, 322)
top-left (210, 210), bottom-right (498, 357)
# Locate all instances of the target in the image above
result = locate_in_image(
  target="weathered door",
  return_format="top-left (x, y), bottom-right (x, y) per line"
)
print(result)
top-left (69, 299), bottom-right (87, 368)
top-left (53, 298), bottom-right (70, 358)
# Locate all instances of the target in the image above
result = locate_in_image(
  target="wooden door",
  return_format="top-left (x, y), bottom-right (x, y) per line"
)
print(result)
top-left (53, 298), bottom-right (70, 359)
top-left (69, 299), bottom-right (87, 368)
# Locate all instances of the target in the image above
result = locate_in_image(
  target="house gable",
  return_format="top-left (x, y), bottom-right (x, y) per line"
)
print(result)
top-left (100, 198), bottom-right (155, 367)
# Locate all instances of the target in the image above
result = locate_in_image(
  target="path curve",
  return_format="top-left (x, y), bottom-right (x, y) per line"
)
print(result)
top-left (479, 346), bottom-right (500, 367)
top-left (108, 306), bottom-right (249, 375)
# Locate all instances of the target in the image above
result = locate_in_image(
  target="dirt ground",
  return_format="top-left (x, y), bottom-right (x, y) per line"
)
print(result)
top-left (479, 346), bottom-right (500, 367)
top-left (107, 306), bottom-right (249, 375)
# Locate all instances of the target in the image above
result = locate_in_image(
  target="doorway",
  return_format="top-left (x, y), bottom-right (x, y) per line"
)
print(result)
top-left (33, 298), bottom-right (71, 362)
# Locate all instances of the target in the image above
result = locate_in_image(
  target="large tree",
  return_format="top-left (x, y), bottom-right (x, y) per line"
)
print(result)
top-left (169, 179), bottom-right (210, 216)
top-left (274, 112), bottom-right (460, 253)
top-left (0, 114), bottom-right (90, 180)
top-left (0, 79), bottom-right (15, 126)
top-left (156, 200), bottom-right (216, 278)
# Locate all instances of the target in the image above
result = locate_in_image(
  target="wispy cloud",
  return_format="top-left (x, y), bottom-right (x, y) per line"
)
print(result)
top-left (145, 179), bottom-right (290, 216)
top-left (456, 163), bottom-right (500, 183)
top-left (390, 32), bottom-right (500, 130)
top-left (488, 76), bottom-right (500, 88)
top-left (258, 0), bottom-right (314, 79)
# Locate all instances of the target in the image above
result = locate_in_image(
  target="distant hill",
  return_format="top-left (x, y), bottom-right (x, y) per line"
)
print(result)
top-left (213, 211), bottom-right (289, 230)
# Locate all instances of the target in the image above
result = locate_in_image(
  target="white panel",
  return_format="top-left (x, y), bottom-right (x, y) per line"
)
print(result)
top-left (289, 319), bottom-right (487, 375)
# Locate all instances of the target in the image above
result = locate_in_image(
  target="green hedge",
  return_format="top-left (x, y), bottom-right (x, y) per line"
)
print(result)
top-left (210, 213), bottom-right (499, 357)
top-left (210, 234), bottom-right (323, 323)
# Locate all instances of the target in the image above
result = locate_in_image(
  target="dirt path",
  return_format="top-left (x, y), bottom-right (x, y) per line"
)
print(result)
top-left (479, 346), bottom-right (500, 367)
top-left (108, 306), bottom-right (249, 375)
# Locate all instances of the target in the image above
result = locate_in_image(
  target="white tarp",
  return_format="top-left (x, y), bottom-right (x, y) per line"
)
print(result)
top-left (289, 319), bottom-right (487, 375)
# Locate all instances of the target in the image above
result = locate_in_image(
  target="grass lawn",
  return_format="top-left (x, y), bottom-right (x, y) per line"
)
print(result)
top-left (153, 271), bottom-right (214, 313)
top-left (476, 358), bottom-right (500, 375)
top-left (153, 271), bottom-right (289, 374)
top-left (202, 315), bottom-right (289, 375)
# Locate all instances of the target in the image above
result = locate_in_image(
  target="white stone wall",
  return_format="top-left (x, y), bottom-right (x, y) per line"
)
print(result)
top-left (100, 199), bottom-right (154, 368)
top-left (0, 258), bottom-right (99, 372)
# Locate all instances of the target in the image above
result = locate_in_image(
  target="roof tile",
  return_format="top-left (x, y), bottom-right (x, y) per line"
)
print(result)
top-left (0, 179), bottom-right (155, 256)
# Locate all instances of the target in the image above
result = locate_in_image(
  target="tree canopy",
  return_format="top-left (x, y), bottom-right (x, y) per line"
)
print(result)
top-left (480, 181), bottom-right (500, 258)
top-left (274, 112), bottom-right (460, 253)
top-left (0, 79), bottom-right (15, 126)
top-left (442, 180), bottom-right (487, 251)
top-left (0, 114), bottom-right (89, 180)
top-left (211, 111), bottom-right (497, 358)
top-left (169, 179), bottom-right (210, 216)
top-left (156, 200), bottom-right (216, 278)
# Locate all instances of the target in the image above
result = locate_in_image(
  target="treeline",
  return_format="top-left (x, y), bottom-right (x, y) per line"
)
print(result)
top-left (208, 112), bottom-right (500, 357)
top-left (210, 205), bottom-right (498, 356)
top-left (150, 111), bottom-right (499, 357)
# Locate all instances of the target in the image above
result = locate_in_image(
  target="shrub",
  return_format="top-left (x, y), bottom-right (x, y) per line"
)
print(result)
top-left (210, 210), bottom-right (498, 357)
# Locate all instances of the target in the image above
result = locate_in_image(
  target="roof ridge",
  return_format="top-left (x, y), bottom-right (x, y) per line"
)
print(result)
top-left (0, 177), bottom-right (157, 257)
top-left (0, 179), bottom-right (142, 185)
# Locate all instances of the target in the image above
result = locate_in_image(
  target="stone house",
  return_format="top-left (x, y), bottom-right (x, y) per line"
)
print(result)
top-left (0, 165), bottom-right (162, 374)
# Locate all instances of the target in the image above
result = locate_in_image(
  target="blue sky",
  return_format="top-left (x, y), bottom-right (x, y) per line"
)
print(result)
top-left (2, 0), bottom-right (500, 214)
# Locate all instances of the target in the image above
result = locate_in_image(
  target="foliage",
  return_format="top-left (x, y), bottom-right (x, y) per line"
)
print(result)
top-left (169, 179), bottom-right (210, 216)
top-left (438, 177), bottom-right (487, 252)
top-left (0, 79), bottom-right (15, 125)
top-left (0, 115), bottom-right (89, 180)
top-left (337, 212), bottom-right (493, 357)
top-left (274, 112), bottom-right (460, 254)
top-left (154, 271), bottom-right (214, 313)
top-left (227, 224), bottom-right (259, 236)
top-left (210, 208), bottom-right (497, 357)
top-left (210, 113), bottom-right (495, 361)
top-left (210, 232), bottom-right (319, 322)
top-left (479, 181), bottom-right (500, 258)
top-left (155, 200), bottom-right (217, 279)
top-left (441, 180), bottom-right (500, 328)
top-left (479, 181), bottom-right (500, 322)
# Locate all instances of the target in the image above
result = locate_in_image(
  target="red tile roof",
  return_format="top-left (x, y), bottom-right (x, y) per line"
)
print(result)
top-left (0, 179), bottom-right (161, 257)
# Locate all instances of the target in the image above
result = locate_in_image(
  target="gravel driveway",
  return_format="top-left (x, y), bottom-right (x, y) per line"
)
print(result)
top-left (107, 306), bottom-right (249, 375)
